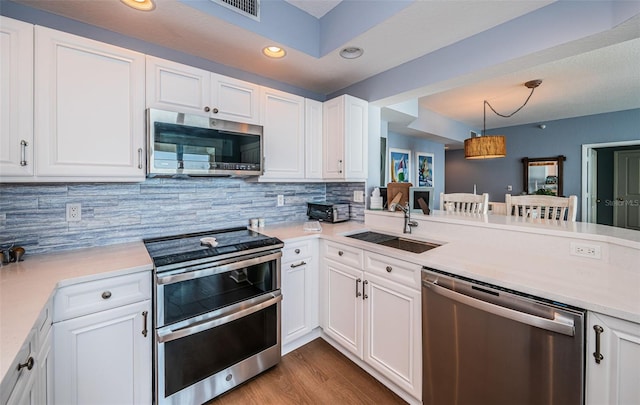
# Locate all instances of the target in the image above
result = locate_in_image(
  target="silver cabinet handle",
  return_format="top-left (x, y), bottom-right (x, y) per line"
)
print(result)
top-left (290, 261), bottom-right (306, 268)
top-left (101, 291), bottom-right (112, 299)
top-left (338, 159), bottom-right (343, 174)
top-left (20, 140), bottom-right (28, 166)
top-left (17, 356), bottom-right (34, 371)
top-left (362, 280), bottom-right (368, 300)
top-left (356, 278), bottom-right (362, 298)
top-left (142, 311), bottom-right (148, 337)
top-left (137, 148), bottom-right (143, 169)
top-left (593, 324), bottom-right (604, 364)
top-left (386, 266), bottom-right (392, 273)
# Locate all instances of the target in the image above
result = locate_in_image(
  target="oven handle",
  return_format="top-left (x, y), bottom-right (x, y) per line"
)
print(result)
top-left (157, 292), bottom-right (282, 343)
top-left (156, 251), bottom-right (282, 285)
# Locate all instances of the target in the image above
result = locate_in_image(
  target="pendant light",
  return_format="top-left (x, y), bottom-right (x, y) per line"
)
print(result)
top-left (465, 79), bottom-right (542, 159)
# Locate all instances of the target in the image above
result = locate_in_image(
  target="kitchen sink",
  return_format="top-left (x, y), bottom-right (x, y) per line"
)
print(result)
top-left (346, 231), bottom-right (440, 254)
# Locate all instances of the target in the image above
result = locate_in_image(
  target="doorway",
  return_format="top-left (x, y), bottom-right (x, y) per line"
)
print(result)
top-left (581, 140), bottom-right (640, 228)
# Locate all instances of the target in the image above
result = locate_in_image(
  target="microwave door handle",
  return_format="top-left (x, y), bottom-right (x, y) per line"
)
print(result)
top-left (157, 292), bottom-right (282, 343)
top-left (422, 280), bottom-right (575, 336)
top-left (157, 251), bottom-right (282, 285)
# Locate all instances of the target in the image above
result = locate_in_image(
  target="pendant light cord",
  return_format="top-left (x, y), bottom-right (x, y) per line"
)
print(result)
top-left (483, 85), bottom-right (538, 136)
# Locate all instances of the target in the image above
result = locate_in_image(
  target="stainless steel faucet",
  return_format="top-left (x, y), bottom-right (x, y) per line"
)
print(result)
top-left (391, 202), bottom-right (418, 234)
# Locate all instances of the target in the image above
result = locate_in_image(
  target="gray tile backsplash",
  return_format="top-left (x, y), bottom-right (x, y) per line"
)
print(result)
top-left (0, 179), bottom-right (365, 254)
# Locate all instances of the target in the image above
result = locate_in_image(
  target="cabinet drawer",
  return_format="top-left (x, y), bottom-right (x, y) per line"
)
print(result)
top-left (282, 239), bottom-right (313, 263)
top-left (364, 251), bottom-right (421, 289)
top-left (0, 329), bottom-right (35, 405)
top-left (323, 240), bottom-right (363, 269)
top-left (53, 271), bottom-right (151, 322)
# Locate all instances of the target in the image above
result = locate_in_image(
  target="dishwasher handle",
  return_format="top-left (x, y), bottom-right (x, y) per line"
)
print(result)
top-left (423, 279), bottom-right (575, 336)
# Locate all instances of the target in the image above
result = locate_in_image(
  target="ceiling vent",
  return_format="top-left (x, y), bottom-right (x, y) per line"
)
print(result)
top-left (211, 0), bottom-right (260, 20)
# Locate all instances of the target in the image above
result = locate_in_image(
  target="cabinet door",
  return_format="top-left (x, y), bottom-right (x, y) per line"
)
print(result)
top-left (323, 259), bottom-right (363, 357)
top-left (211, 73), bottom-right (260, 124)
top-left (344, 95), bottom-right (368, 180)
top-left (34, 26), bottom-right (145, 180)
top-left (261, 88), bottom-right (305, 179)
top-left (322, 96), bottom-right (345, 179)
top-left (305, 98), bottom-right (323, 179)
top-left (0, 17), bottom-right (33, 178)
top-left (145, 55), bottom-right (210, 115)
top-left (54, 300), bottom-right (152, 405)
top-left (586, 312), bottom-right (640, 405)
top-left (282, 256), bottom-right (317, 345)
top-left (35, 328), bottom-right (53, 405)
top-left (364, 272), bottom-right (421, 399)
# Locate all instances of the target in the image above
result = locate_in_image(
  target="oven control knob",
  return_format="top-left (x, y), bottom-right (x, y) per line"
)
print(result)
top-left (102, 291), bottom-right (112, 299)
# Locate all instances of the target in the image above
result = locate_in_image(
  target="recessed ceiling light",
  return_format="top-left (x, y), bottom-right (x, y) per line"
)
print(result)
top-left (121, 0), bottom-right (155, 11)
top-left (262, 46), bottom-right (286, 59)
top-left (340, 47), bottom-right (364, 59)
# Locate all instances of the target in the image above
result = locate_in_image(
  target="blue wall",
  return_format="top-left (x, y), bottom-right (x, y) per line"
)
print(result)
top-left (444, 109), bottom-right (640, 220)
top-left (387, 132), bottom-right (445, 209)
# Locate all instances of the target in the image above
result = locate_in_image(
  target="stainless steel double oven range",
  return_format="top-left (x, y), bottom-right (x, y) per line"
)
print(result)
top-left (144, 227), bottom-right (284, 404)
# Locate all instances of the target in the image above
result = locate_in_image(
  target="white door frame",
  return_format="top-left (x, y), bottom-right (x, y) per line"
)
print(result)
top-left (581, 140), bottom-right (640, 223)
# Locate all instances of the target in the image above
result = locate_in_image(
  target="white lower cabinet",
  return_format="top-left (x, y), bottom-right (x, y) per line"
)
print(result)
top-left (54, 300), bottom-right (151, 405)
top-left (586, 312), bottom-right (640, 405)
top-left (53, 272), bottom-right (152, 405)
top-left (281, 239), bottom-right (319, 348)
top-left (321, 241), bottom-right (421, 400)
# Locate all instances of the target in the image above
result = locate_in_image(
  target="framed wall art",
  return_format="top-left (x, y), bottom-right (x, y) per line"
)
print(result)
top-left (416, 152), bottom-right (434, 187)
top-left (388, 148), bottom-right (411, 183)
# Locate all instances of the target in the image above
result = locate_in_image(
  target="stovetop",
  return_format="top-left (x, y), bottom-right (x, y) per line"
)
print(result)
top-left (144, 227), bottom-right (283, 269)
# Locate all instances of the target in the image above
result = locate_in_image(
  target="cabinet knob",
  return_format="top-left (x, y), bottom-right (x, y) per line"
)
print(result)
top-left (204, 106), bottom-right (211, 112)
top-left (17, 356), bottom-right (34, 371)
top-left (212, 107), bottom-right (219, 114)
top-left (295, 248), bottom-right (301, 254)
top-left (386, 266), bottom-right (392, 273)
top-left (338, 251), bottom-right (344, 256)
top-left (101, 291), bottom-right (112, 299)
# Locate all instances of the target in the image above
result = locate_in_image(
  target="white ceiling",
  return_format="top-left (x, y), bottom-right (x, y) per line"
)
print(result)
top-left (12, 0), bottom-right (640, 140)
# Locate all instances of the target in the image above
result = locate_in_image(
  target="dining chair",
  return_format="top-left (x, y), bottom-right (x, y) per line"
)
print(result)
top-left (439, 192), bottom-right (489, 214)
top-left (505, 194), bottom-right (578, 221)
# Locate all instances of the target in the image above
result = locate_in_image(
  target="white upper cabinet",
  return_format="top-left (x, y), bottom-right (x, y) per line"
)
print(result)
top-left (260, 87), bottom-right (305, 179)
top-left (34, 26), bottom-right (146, 180)
top-left (211, 73), bottom-right (261, 125)
top-left (322, 94), bottom-right (368, 180)
top-left (0, 17), bottom-right (34, 178)
top-left (146, 56), bottom-right (261, 125)
top-left (305, 99), bottom-right (323, 179)
top-left (145, 56), bottom-right (210, 115)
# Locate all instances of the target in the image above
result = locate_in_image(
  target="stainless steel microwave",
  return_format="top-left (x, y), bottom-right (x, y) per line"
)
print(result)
top-left (147, 108), bottom-right (263, 177)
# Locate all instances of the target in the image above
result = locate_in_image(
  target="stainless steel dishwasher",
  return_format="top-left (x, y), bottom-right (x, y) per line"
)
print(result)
top-left (421, 267), bottom-right (585, 405)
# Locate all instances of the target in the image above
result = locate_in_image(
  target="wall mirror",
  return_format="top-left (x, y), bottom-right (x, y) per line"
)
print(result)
top-left (522, 155), bottom-right (566, 196)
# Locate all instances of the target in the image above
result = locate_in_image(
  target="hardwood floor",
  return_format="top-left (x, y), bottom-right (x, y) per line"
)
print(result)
top-left (207, 338), bottom-right (408, 405)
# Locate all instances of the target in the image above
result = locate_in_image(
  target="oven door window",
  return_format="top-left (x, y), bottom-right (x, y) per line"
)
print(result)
top-left (162, 260), bottom-right (276, 325)
top-left (163, 303), bottom-right (277, 397)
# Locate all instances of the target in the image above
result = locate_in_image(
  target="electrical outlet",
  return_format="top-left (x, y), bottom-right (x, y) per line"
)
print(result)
top-left (353, 190), bottom-right (364, 202)
top-left (507, 185), bottom-right (513, 191)
top-left (277, 195), bottom-right (284, 207)
top-left (570, 242), bottom-right (601, 259)
top-left (66, 203), bottom-right (82, 222)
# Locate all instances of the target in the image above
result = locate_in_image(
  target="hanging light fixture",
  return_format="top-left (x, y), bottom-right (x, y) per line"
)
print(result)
top-left (464, 79), bottom-right (542, 159)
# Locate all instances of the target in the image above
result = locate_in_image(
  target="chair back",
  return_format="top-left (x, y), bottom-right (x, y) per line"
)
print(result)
top-left (505, 194), bottom-right (577, 221)
top-left (440, 192), bottom-right (489, 214)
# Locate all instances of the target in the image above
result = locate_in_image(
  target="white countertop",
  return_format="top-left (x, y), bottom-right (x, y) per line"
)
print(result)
top-left (0, 242), bottom-right (152, 380)
top-left (2, 215), bottom-right (639, 382)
